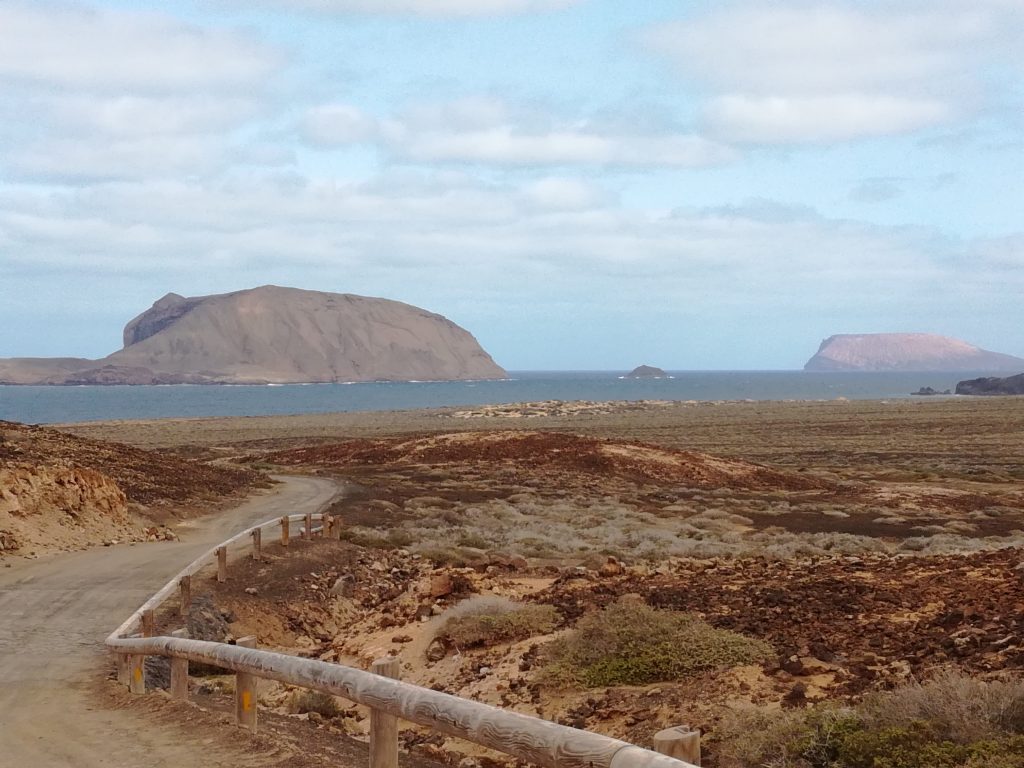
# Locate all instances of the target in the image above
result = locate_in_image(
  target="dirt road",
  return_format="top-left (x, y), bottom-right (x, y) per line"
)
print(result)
top-left (0, 475), bottom-right (339, 768)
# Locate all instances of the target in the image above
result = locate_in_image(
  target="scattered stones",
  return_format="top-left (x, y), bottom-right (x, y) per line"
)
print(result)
top-left (429, 573), bottom-right (454, 598)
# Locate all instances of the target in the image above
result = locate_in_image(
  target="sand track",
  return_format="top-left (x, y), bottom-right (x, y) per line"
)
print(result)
top-left (0, 475), bottom-right (339, 768)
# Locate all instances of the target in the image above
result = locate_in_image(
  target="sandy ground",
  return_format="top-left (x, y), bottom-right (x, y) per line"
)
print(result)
top-left (0, 475), bottom-right (339, 768)
top-left (59, 398), bottom-right (1024, 479)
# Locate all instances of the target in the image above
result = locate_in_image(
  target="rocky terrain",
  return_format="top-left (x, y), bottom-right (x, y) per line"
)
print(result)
top-left (956, 372), bottom-right (1024, 396)
top-left (0, 421), bottom-right (264, 557)
top-left (83, 398), bottom-right (1024, 767)
top-left (804, 333), bottom-right (1024, 371)
top-left (0, 286), bottom-right (506, 385)
top-left (624, 365), bottom-right (669, 378)
top-left (180, 532), bottom-right (1024, 767)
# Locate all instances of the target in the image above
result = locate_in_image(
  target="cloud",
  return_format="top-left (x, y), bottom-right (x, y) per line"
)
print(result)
top-left (303, 105), bottom-right (380, 146)
top-left (0, 5), bottom-right (282, 182)
top-left (229, 0), bottom-right (579, 17)
top-left (0, 3), bottom-right (281, 92)
top-left (393, 127), bottom-right (733, 167)
top-left (3, 170), bottom-right (1022, 365)
top-left (644, 2), bottom-right (1018, 143)
top-left (302, 99), bottom-right (735, 167)
top-left (705, 95), bottom-right (951, 144)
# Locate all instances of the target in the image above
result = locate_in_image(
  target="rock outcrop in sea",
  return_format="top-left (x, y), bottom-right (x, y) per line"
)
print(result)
top-left (0, 286), bottom-right (506, 385)
top-left (624, 365), bottom-right (669, 379)
top-left (955, 373), bottom-right (1024, 396)
top-left (804, 333), bottom-right (1024, 372)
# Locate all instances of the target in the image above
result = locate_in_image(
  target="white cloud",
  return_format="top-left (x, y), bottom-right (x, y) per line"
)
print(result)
top-left (394, 127), bottom-right (733, 167)
top-left (303, 98), bottom-right (735, 167)
top-left (0, 4), bottom-right (281, 92)
top-left (705, 94), bottom-right (952, 143)
top-left (303, 105), bottom-right (380, 146)
top-left (7, 135), bottom-right (231, 182)
top-left (520, 177), bottom-right (607, 210)
top-left (234, 0), bottom-right (579, 17)
top-left (0, 5), bottom-right (282, 182)
top-left (645, 2), bottom-right (1016, 143)
top-left (3, 170), bottom-right (1022, 365)
top-left (44, 95), bottom-right (260, 138)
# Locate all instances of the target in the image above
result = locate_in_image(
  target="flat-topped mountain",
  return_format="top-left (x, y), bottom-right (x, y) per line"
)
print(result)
top-left (804, 333), bottom-right (1024, 372)
top-left (0, 286), bottom-right (506, 385)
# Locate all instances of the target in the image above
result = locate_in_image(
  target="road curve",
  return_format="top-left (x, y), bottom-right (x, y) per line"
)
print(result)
top-left (0, 475), bottom-right (339, 768)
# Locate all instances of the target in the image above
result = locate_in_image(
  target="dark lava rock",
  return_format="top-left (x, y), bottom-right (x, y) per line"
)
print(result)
top-left (911, 386), bottom-right (951, 396)
top-left (145, 596), bottom-right (233, 690)
top-left (624, 365), bottom-right (668, 379)
top-left (956, 373), bottom-right (1024, 396)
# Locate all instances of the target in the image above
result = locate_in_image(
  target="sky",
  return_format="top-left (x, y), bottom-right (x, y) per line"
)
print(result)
top-left (1, 0), bottom-right (1022, 370)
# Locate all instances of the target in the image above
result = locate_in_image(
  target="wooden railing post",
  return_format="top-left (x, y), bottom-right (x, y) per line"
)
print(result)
top-left (370, 657), bottom-right (400, 768)
top-left (216, 546), bottom-right (227, 583)
top-left (128, 609), bottom-right (157, 694)
top-left (129, 652), bottom-right (146, 694)
top-left (251, 528), bottom-right (262, 561)
top-left (179, 575), bottom-right (191, 617)
top-left (304, 512), bottom-right (313, 540)
top-left (170, 629), bottom-right (189, 701)
top-left (653, 726), bottom-right (701, 767)
top-left (141, 609), bottom-right (156, 638)
top-left (280, 516), bottom-right (290, 546)
top-left (115, 651), bottom-right (130, 685)
top-left (235, 636), bottom-right (258, 732)
top-left (331, 515), bottom-right (342, 540)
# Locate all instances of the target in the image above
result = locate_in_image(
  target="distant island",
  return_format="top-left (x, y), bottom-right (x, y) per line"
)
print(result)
top-left (955, 373), bottom-right (1024, 396)
top-left (624, 365), bottom-right (669, 379)
top-left (0, 286), bottom-right (507, 385)
top-left (805, 333), bottom-right (1024, 372)
top-left (911, 387), bottom-right (952, 396)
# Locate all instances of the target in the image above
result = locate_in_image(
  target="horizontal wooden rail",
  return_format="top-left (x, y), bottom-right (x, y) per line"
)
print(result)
top-left (105, 512), bottom-right (699, 768)
top-left (107, 513), bottom-right (322, 642)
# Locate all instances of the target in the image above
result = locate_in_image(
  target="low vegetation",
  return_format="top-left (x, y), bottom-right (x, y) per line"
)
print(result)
top-left (541, 598), bottom-right (771, 688)
top-left (714, 671), bottom-right (1024, 768)
top-left (287, 689), bottom-right (343, 718)
top-left (436, 597), bottom-right (558, 649)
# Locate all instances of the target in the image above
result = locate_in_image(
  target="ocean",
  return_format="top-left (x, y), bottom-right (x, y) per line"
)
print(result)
top-left (0, 370), bottom-right (980, 425)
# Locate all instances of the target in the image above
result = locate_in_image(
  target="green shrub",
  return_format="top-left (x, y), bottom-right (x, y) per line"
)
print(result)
top-left (713, 672), bottom-right (1024, 768)
top-left (541, 599), bottom-right (772, 688)
top-left (437, 598), bottom-right (558, 649)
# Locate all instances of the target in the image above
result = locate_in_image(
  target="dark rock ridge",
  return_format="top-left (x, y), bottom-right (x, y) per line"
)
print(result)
top-left (910, 387), bottom-right (951, 396)
top-left (624, 365), bottom-right (669, 379)
top-left (955, 373), bottom-right (1024, 396)
top-left (805, 333), bottom-right (1024, 372)
top-left (0, 286), bottom-right (507, 385)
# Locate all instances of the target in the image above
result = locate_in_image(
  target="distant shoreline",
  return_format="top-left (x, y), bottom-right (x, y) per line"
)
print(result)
top-left (1, 370), bottom-right (1010, 425)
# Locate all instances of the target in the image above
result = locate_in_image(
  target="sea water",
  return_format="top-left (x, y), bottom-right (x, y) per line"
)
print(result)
top-left (0, 370), bottom-right (980, 425)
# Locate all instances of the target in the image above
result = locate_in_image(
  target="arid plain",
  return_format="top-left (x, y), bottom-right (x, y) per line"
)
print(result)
top-left (50, 396), bottom-right (1024, 768)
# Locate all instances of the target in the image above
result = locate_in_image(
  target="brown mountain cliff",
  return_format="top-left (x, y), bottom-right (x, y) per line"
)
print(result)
top-left (0, 286), bottom-right (506, 385)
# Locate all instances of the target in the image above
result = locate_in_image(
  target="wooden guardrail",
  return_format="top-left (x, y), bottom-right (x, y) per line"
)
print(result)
top-left (105, 514), bottom-right (701, 768)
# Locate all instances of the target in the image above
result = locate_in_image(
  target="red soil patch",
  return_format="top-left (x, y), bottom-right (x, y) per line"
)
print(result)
top-left (268, 431), bottom-right (825, 492)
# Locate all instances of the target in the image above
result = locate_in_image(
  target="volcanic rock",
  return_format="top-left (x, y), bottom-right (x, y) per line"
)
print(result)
top-left (805, 333), bottom-right (1024, 372)
top-left (955, 373), bottom-right (1024, 396)
top-left (624, 365), bottom-right (668, 378)
top-left (911, 387), bottom-right (951, 396)
top-left (0, 286), bottom-right (506, 385)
